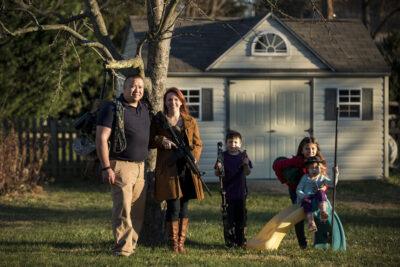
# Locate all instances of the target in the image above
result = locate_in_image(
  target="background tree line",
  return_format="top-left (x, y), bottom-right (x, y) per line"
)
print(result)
top-left (0, 0), bottom-right (398, 120)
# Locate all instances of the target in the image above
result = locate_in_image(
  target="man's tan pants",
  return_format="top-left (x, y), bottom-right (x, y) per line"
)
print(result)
top-left (110, 160), bottom-right (146, 256)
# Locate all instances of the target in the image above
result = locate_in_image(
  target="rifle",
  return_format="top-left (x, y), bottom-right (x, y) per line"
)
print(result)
top-left (216, 142), bottom-right (235, 247)
top-left (158, 112), bottom-right (212, 196)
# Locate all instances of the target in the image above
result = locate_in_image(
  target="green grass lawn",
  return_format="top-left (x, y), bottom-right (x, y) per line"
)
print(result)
top-left (1, 175), bottom-right (400, 266)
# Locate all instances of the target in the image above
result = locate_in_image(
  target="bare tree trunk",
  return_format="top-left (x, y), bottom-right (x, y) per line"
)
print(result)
top-left (139, 0), bottom-right (178, 246)
top-left (361, 0), bottom-right (371, 31)
top-left (323, 0), bottom-right (334, 19)
top-left (147, 37), bottom-right (173, 111)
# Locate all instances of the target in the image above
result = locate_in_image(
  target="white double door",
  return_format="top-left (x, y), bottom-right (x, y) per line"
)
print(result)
top-left (229, 80), bottom-right (311, 179)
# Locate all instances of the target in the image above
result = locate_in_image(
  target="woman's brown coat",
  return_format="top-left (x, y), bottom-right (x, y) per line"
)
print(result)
top-left (150, 112), bottom-right (204, 202)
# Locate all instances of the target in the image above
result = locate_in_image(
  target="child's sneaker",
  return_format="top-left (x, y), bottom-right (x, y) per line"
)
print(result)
top-left (320, 210), bottom-right (328, 223)
top-left (308, 221), bottom-right (317, 232)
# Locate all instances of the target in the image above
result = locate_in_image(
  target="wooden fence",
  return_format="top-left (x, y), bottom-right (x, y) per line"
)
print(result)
top-left (2, 118), bottom-right (92, 179)
top-left (3, 116), bottom-right (400, 178)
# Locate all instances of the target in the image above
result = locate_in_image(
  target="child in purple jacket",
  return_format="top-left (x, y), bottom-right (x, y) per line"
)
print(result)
top-left (215, 130), bottom-right (252, 248)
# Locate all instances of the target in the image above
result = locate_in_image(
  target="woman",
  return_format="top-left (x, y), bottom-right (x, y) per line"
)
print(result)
top-left (150, 87), bottom-right (204, 253)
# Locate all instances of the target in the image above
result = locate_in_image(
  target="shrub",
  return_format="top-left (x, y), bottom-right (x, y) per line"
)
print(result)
top-left (0, 126), bottom-right (48, 195)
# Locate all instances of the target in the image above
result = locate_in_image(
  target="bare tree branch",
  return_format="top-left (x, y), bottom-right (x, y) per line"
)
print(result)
top-left (0, 22), bottom-right (114, 60)
top-left (84, 0), bottom-right (122, 60)
top-left (158, 0), bottom-right (180, 35)
top-left (136, 33), bottom-right (148, 57)
top-left (105, 56), bottom-right (145, 77)
top-left (59, 11), bottom-right (90, 24)
top-left (372, 6), bottom-right (400, 39)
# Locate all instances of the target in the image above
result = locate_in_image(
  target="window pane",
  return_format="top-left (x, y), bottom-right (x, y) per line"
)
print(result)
top-left (181, 90), bottom-right (188, 96)
top-left (260, 35), bottom-right (268, 44)
top-left (350, 97), bottom-right (360, 102)
top-left (339, 104), bottom-right (360, 118)
top-left (349, 111), bottom-right (360, 117)
top-left (350, 105), bottom-right (359, 111)
top-left (253, 33), bottom-right (288, 55)
top-left (190, 97), bottom-right (200, 102)
top-left (189, 105), bottom-right (199, 118)
top-left (339, 90), bottom-right (349, 95)
top-left (350, 90), bottom-right (360, 96)
top-left (255, 41), bottom-right (266, 51)
top-left (266, 33), bottom-right (274, 45)
top-left (273, 35), bottom-right (283, 46)
top-left (276, 43), bottom-right (287, 52)
top-left (189, 90), bottom-right (199, 96)
top-left (339, 97), bottom-right (349, 102)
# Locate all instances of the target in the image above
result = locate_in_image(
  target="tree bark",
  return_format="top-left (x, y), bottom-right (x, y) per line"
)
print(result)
top-left (361, 0), bottom-right (370, 31)
top-left (139, 0), bottom-right (179, 246)
top-left (323, 0), bottom-right (334, 20)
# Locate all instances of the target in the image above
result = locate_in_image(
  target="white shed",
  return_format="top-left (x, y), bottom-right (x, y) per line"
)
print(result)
top-left (123, 13), bottom-right (391, 181)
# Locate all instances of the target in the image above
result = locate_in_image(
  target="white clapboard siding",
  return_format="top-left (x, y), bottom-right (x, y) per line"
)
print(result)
top-left (212, 17), bottom-right (326, 70)
top-left (166, 77), bottom-right (226, 181)
top-left (314, 78), bottom-right (384, 180)
top-left (122, 28), bottom-right (137, 59)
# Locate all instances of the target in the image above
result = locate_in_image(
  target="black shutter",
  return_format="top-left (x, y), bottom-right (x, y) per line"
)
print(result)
top-left (362, 88), bottom-right (373, 120)
top-left (201, 88), bottom-right (213, 121)
top-left (325, 88), bottom-right (337, 120)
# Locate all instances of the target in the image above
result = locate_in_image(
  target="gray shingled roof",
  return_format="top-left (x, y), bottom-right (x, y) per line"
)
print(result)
top-left (129, 16), bottom-right (390, 74)
top-left (282, 19), bottom-right (390, 73)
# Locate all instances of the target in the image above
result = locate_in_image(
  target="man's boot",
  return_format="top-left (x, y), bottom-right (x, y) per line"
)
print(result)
top-left (178, 218), bottom-right (189, 253)
top-left (166, 220), bottom-right (179, 252)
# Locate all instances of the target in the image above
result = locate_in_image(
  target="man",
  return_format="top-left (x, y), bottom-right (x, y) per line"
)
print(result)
top-left (96, 75), bottom-right (150, 256)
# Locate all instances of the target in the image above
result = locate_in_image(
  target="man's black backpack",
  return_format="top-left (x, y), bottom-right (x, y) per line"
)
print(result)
top-left (72, 100), bottom-right (105, 156)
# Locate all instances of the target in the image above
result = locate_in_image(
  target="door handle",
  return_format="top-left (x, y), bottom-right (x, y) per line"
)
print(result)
top-left (267, 130), bottom-right (276, 133)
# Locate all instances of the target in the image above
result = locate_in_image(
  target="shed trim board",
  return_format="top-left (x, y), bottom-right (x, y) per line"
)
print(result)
top-left (167, 72), bottom-right (390, 77)
top-left (384, 76), bottom-right (389, 177)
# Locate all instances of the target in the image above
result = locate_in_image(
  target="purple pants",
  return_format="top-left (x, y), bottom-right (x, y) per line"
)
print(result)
top-left (300, 190), bottom-right (327, 213)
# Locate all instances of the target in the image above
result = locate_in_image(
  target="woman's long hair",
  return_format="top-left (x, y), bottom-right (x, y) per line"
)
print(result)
top-left (163, 87), bottom-right (189, 115)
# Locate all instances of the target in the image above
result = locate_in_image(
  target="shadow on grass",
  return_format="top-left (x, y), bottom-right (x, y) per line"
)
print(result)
top-left (45, 179), bottom-right (110, 194)
top-left (185, 239), bottom-right (228, 250)
top-left (335, 180), bottom-right (400, 204)
top-left (0, 205), bottom-right (109, 223)
top-left (0, 240), bottom-right (111, 253)
top-left (338, 211), bottom-right (400, 228)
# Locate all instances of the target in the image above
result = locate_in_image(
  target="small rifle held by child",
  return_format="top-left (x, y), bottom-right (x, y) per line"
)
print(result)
top-left (216, 142), bottom-right (235, 247)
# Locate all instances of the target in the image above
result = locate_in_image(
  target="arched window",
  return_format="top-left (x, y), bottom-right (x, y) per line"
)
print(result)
top-left (251, 32), bottom-right (289, 56)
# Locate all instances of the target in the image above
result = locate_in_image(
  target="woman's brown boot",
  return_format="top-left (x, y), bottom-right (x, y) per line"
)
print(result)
top-left (178, 218), bottom-right (189, 253)
top-left (166, 220), bottom-right (179, 252)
